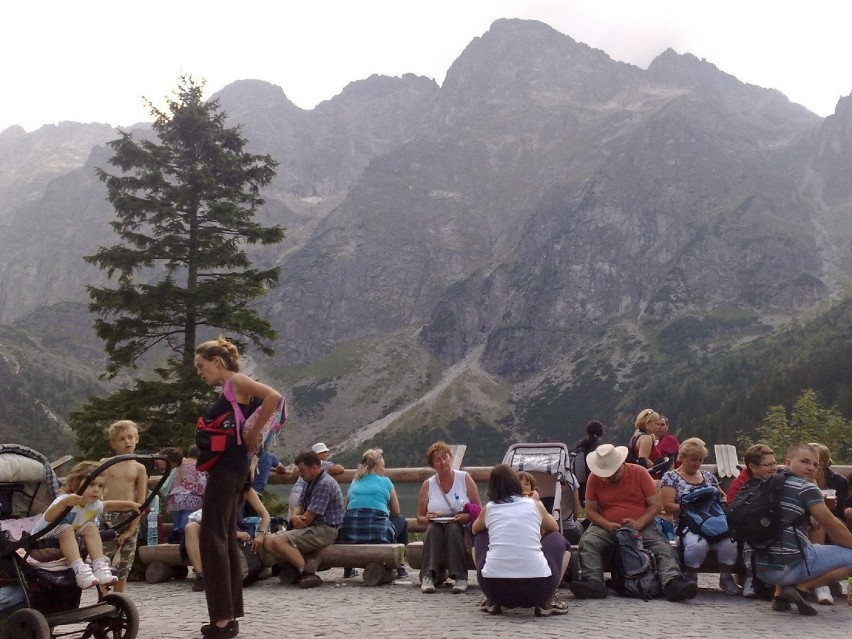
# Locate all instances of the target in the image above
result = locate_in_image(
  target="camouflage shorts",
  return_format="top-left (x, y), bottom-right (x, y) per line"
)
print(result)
top-left (102, 511), bottom-right (138, 581)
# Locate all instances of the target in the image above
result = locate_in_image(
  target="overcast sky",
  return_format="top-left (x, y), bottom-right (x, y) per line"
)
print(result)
top-left (3, 1), bottom-right (850, 132)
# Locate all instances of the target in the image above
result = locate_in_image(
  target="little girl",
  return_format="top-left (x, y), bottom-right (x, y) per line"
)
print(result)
top-left (517, 471), bottom-right (540, 501)
top-left (32, 461), bottom-right (141, 589)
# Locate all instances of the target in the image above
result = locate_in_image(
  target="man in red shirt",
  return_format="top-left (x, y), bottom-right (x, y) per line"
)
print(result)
top-left (569, 444), bottom-right (697, 601)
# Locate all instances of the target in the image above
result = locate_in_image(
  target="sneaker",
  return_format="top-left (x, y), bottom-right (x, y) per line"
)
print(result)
top-left (193, 576), bottom-right (206, 592)
top-left (296, 573), bottom-right (322, 589)
top-left (813, 585), bottom-right (833, 605)
top-left (742, 577), bottom-right (756, 599)
top-left (71, 560), bottom-right (99, 589)
top-left (719, 572), bottom-right (742, 596)
top-left (91, 557), bottom-right (118, 586)
top-left (569, 578), bottom-right (608, 599)
top-left (664, 575), bottom-right (698, 602)
top-left (451, 578), bottom-right (468, 594)
top-left (420, 574), bottom-right (435, 594)
top-left (396, 567), bottom-right (408, 579)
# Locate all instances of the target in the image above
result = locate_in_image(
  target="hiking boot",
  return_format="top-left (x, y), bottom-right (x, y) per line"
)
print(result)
top-left (296, 573), bottom-right (322, 589)
top-left (91, 557), bottom-right (118, 586)
top-left (719, 571), bottom-right (742, 595)
top-left (569, 578), bottom-right (608, 599)
top-left (420, 574), bottom-right (435, 594)
top-left (193, 575), bottom-right (206, 592)
top-left (71, 560), bottom-right (99, 589)
top-left (771, 596), bottom-right (791, 612)
top-left (742, 577), bottom-right (756, 599)
top-left (451, 578), bottom-right (468, 594)
top-left (664, 575), bottom-right (698, 602)
top-left (779, 586), bottom-right (817, 616)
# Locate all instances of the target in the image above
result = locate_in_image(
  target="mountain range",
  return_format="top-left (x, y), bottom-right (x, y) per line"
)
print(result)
top-left (0, 19), bottom-right (849, 463)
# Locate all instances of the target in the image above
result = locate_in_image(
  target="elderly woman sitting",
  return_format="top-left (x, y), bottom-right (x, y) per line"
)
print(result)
top-left (416, 441), bottom-right (481, 594)
top-left (337, 448), bottom-right (409, 578)
top-left (471, 464), bottom-right (569, 615)
top-left (661, 437), bottom-right (740, 595)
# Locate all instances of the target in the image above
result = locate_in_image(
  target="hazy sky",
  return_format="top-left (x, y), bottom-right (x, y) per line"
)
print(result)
top-left (3, 1), bottom-right (850, 132)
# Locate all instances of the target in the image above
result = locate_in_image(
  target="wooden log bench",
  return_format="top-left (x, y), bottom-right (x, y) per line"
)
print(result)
top-left (137, 543), bottom-right (277, 584)
top-left (405, 540), bottom-right (746, 578)
top-left (276, 543), bottom-right (406, 587)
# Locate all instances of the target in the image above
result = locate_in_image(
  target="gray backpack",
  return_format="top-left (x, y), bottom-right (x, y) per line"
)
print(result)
top-left (607, 526), bottom-right (663, 600)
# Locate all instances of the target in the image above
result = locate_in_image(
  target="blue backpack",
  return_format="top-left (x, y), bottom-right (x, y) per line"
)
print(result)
top-left (678, 485), bottom-right (729, 543)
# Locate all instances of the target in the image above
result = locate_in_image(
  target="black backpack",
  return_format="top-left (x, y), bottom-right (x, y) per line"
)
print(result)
top-left (727, 471), bottom-right (791, 547)
top-left (569, 445), bottom-right (590, 484)
top-left (606, 526), bottom-right (663, 600)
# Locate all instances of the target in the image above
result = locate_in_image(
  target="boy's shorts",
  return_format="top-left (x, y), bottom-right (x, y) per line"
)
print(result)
top-left (102, 511), bottom-right (138, 580)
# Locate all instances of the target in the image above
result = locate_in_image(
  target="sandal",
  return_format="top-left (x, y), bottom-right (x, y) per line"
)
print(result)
top-left (534, 597), bottom-right (568, 616)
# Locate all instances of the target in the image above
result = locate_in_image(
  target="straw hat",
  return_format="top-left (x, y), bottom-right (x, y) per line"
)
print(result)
top-left (587, 444), bottom-right (628, 478)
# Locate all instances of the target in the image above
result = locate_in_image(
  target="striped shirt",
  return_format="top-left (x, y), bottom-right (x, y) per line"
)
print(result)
top-left (753, 474), bottom-right (823, 570)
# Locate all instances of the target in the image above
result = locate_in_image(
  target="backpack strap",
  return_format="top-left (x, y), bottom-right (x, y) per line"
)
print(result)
top-left (222, 377), bottom-right (247, 446)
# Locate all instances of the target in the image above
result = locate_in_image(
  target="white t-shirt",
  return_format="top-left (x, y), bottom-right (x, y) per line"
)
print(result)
top-left (32, 496), bottom-right (102, 534)
top-left (482, 496), bottom-right (551, 579)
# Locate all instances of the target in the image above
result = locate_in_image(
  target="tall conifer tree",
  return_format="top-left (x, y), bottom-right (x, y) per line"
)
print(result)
top-left (71, 76), bottom-right (284, 455)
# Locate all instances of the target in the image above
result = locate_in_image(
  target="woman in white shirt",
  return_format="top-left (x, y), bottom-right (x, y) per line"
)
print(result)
top-left (471, 464), bottom-right (570, 615)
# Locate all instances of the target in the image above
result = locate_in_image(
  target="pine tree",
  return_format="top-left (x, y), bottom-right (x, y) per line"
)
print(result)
top-left (71, 76), bottom-right (284, 456)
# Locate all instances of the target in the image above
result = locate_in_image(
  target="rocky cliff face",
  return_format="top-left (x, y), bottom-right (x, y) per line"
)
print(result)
top-left (1, 18), bottom-right (849, 453)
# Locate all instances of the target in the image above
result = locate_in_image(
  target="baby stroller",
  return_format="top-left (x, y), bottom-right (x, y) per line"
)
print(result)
top-left (501, 442), bottom-right (577, 534)
top-left (0, 444), bottom-right (165, 639)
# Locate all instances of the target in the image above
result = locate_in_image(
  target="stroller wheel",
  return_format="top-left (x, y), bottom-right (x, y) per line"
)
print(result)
top-left (86, 593), bottom-right (139, 639)
top-left (2, 608), bottom-right (50, 639)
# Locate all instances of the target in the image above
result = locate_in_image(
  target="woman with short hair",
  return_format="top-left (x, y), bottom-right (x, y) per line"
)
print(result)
top-left (415, 441), bottom-right (481, 594)
top-left (661, 437), bottom-right (740, 595)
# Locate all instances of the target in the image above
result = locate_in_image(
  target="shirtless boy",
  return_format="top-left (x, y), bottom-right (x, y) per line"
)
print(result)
top-left (100, 420), bottom-right (148, 592)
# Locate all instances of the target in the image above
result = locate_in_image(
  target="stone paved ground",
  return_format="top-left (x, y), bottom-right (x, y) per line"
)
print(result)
top-left (71, 571), bottom-right (848, 639)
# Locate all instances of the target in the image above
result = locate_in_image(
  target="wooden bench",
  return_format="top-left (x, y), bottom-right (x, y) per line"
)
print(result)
top-left (405, 540), bottom-right (746, 578)
top-left (276, 543), bottom-right (406, 587)
top-left (139, 542), bottom-right (406, 587)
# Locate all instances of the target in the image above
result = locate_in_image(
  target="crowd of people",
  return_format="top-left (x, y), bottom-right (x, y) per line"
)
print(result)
top-left (44, 331), bottom-right (851, 639)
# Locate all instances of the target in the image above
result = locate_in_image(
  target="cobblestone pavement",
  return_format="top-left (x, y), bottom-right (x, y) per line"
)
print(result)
top-left (72, 571), bottom-right (848, 639)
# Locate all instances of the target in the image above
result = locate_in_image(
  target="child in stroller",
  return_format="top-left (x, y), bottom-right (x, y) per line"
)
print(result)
top-left (31, 461), bottom-right (141, 589)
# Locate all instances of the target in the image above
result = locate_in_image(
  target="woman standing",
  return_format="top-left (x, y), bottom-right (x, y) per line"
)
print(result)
top-left (471, 465), bottom-right (569, 615)
top-left (337, 449), bottom-right (409, 578)
top-left (416, 441), bottom-right (481, 594)
top-left (194, 337), bottom-right (281, 639)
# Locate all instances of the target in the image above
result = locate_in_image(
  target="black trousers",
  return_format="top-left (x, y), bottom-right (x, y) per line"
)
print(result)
top-left (200, 466), bottom-right (246, 622)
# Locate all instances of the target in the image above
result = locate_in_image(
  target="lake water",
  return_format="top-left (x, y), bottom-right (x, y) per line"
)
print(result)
top-left (268, 481), bottom-right (487, 517)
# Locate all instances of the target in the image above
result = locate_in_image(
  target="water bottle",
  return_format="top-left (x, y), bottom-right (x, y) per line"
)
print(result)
top-left (147, 494), bottom-right (159, 545)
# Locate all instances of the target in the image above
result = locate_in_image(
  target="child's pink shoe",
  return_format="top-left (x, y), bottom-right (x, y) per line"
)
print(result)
top-left (91, 557), bottom-right (118, 586)
top-left (71, 559), bottom-right (99, 589)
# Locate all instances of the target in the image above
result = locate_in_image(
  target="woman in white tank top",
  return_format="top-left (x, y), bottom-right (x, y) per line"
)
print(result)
top-left (471, 464), bottom-right (570, 615)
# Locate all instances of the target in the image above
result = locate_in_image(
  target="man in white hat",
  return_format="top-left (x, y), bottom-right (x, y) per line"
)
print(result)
top-left (568, 444), bottom-right (697, 602)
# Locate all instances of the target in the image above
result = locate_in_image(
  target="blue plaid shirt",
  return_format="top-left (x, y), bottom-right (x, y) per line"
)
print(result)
top-left (300, 470), bottom-right (344, 526)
